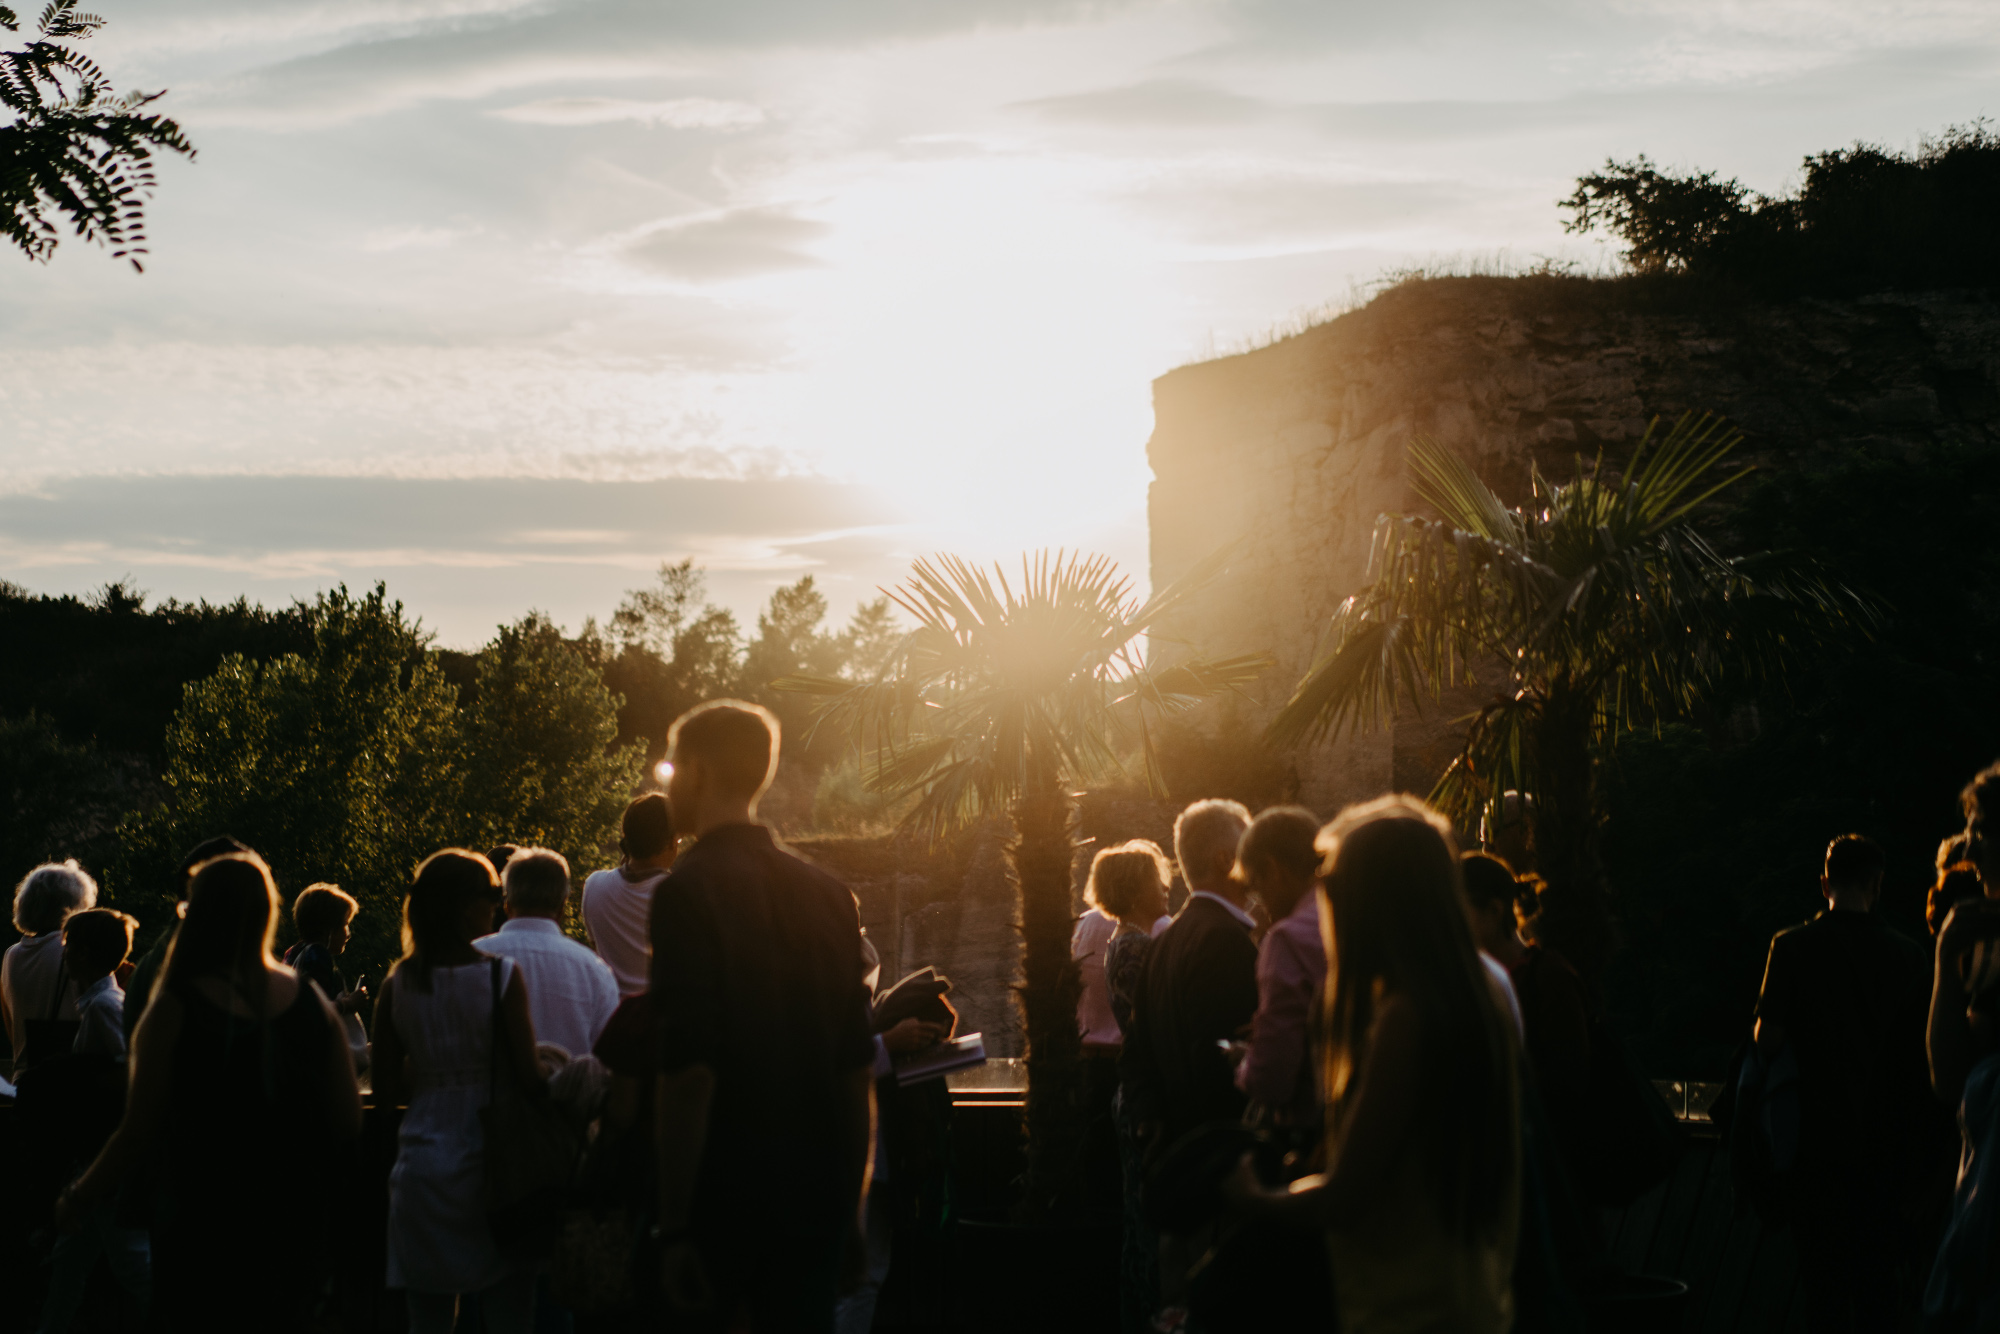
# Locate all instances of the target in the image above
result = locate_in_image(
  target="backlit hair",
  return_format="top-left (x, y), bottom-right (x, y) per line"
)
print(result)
top-left (63, 907), bottom-right (138, 973)
top-left (293, 883), bottom-right (359, 941)
top-left (620, 793), bottom-right (675, 860)
top-left (1930, 863), bottom-right (1985, 938)
top-left (161, 852), bottom-right (280, 995)
top-left (1235, 806), bottom-right (1321, 881)
top-left (12, 860), bottom-right (97, 935)
top-left (1824, 833), bottom-right (1885, 887)
top-left (1085, 841), bottom-right (1171, 921)
top-left (1173, 799), bottom-right (1251, 887)
top-left (668, 700), bottom-right (779, 800)
top-left (1316, 795), bottom-right (1519, 1242)
top-left (395, 849), bottom-right (500, 992)
top-left (503, 847), bottom-right (571, 914)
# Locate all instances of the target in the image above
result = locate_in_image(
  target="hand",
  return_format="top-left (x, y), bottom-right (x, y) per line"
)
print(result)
top-left (659, 1239), bottom-right (714, 1312)
top-left (336, 985), bottom-right (367, 1014)
top-left (881, 1017), bottom-right (945, 1057)
top-left (1220, 1038), bottom-right (1250, 1069)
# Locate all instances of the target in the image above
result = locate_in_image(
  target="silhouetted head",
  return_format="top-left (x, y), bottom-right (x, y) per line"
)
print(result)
top-left (503, 847), bottom-right (570, 919)
top-left (1316, 794), bottom-right (1518, 1243)
top-left (176, 836), bottom-right (250, 905)
top-left (1930, 863), bottom-right (1986, 938)
top-left (164, 852), bottom-right (281, 991)
top-left (666, 700), bottom-right (780, 830)
top-left (1479, 791), bottom-right (1536, 875)
top-left (1459, 851), bottom-right (1531, 960)
top-left (292, 883), bottom-right (359, 946)
top-left (12, 860), bottom-right (97, 936)
top-left (1823, 834), bottom-right (1885, 906)
top-left (1233, 805), bottom-right (1321, 920)
top-left (398, 849), bottom-right (501, 990)
top-left (1173, 799), bottom-right (1251, 894)
top-left (63, 907), bottom-right (138, 980)
top-left (485, 845), bottom-right (520, 879)
top-left (619, 793), bottom-right (675, 862)
top-left (1085, 840), bottom-right (1172, 930)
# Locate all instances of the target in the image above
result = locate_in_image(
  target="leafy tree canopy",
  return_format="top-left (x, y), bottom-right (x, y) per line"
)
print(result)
top-left (1, 0), bottom-right (195, 269)
top-left (1561, 122), bottom-right (2000, 296)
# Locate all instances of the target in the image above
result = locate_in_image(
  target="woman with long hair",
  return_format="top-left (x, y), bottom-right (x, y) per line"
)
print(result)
top-left (55, 851), bottom-right (363, 1330)
top-left (1227, 795), bottom-right (1522, 1333)
top-left (372, 848), bottom-right (547, 1334)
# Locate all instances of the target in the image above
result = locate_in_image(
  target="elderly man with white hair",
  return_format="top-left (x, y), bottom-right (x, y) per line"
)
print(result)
top-left (2, 860), bottom-right (99, 1073)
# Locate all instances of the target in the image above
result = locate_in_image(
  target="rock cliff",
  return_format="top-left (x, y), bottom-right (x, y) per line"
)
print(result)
top-left (1147, 275), bottom-right (2000, 814)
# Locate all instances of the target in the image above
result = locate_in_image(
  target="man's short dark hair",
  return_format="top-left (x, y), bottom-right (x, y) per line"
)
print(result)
top-left (669, 700), bottom-right (779, 799)
top-left (63, 907), bottom-right (138, 973)
top-left (293, 883), bottom-right (359, 940)
top-left (1235, 806), bottom-right (1322, 880)
top-left (503, 848), bottom-right (570, 914)
top-left (1461, 852), bottom-right (1527, 913)
top-left (620, 793), bottom-right (675, 860)
top-left (1825, 834), bottom-right (1886, 887)
top-left (485, 845), bottom-right (520, 878)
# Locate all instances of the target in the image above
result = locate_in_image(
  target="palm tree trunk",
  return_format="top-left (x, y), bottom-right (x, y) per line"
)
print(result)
top-left (1530, 688), bottom-right (1616, 986)
top-left (1011, 770), bottom-right (1084, 1221)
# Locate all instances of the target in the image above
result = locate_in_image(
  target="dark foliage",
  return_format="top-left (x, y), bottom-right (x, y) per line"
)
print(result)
top-left (1562, 123), bottom-right (2000, 297)
top-left (0, 0), bottom-right (195, 270)
top-left (0, 580), bottom-right (316, 757)
top-left (1601, 442), bottom-right (2000, 1077)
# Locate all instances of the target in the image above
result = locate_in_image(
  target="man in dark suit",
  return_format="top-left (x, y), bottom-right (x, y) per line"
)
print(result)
top-left (1121, 798), bottom-right (1258, 1152)
top-left (1752, 834), bottom-right (1932, 1334)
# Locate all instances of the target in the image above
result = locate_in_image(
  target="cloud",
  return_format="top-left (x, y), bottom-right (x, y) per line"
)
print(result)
top-left (1014, 78), bottom-right (1268, 127)
top-left (1129, 173), bottom-right (1471, 247)
top-left (490, 95), bottom-right (766, 128)
top-left (622, 206), bottom-right (829, 281)
top-left (361, 223), bottom-right (478, 251)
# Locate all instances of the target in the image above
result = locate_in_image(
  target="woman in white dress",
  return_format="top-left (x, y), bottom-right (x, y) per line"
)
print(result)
top-left (373, 849), bottom-right (547, 1334)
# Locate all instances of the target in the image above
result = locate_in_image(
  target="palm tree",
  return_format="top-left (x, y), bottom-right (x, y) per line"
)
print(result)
top-left (1268, 415), bottom-right (1872, 979)
top-left (775, 549), bottom-right (1270, 1219)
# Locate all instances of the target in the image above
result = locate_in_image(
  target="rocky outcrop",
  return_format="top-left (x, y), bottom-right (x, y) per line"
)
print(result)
top-left (1147, 276), bottom-right (2000, 815)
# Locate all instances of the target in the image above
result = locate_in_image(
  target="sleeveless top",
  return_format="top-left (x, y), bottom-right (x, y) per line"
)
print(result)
top-left (152, 974), bottom-right (336, 1322)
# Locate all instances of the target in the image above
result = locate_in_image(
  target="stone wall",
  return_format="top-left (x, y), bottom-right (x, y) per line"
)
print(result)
top-left (1147, 275), bottom-right (2000, 815)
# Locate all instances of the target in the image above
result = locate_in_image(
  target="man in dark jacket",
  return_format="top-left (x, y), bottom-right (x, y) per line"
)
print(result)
top-left (651, 700), bottom-right (877, 1333)
top-left (1751, 834), bottom-right (1932, 1334)
top-left (1121, 799), bottom-right (1258, 1152)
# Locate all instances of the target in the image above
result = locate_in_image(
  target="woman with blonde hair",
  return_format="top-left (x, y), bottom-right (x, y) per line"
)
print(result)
top-left (56, 851), bottom-right (363, 1329)
top-left (1228, 795), bottom-right (1522, 1333)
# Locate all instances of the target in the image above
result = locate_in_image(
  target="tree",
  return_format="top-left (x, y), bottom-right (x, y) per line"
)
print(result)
top-left (457, 611), bottom-right (645, 876)
top-left (1267, 418), bottom-right (1873, 980)
top-left (602, 560), bottom-right (744, 761)
top-left (119, 586), bottom-right (462, 975)
top-left (777, 550), bottom-right (1271, 1219)
top-left (1559, 154), bottom-right (1751, 274)
top-left (1, 0), bottom-right (195, 269)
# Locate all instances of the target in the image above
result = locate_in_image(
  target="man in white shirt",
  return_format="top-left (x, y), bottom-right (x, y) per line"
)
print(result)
top-left (475, 848), bottom-right (619, 1057)
top-left (581, 793), bottom-right (676, 996)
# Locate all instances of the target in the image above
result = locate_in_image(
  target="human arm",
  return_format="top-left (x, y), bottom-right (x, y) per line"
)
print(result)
top-left (499, 966), bottom-right (546, 1088)
top-left (654, 1063), bottom-right (717, 1310)
top-left (1226, 994), bottom-right (1423, 1229)
top-left (311, 978), bottom-right (364, 1138)
top-left (1752, 935), bottom-right (1789, 1056)
top-left (56, 990), bottom-right (184, 1229)
top-left (1236, 929), bottom-right (1314, 1109)
top-left (370, 973), bottom-right (409, 1107)
top-left (1929, 902), bottom-right (1991, 1105)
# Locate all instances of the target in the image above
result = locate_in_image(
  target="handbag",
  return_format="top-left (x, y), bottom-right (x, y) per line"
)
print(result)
top-left (15, 964), bottom-right (123, 1163)
top-left (17, 959), bottom-right (80, 1072)
top-left (480, 958), bottom-right (581, 1263)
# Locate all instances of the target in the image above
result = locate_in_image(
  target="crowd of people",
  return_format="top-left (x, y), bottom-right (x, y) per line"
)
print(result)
top-left (3, 698), bottom-right (2000, 1333)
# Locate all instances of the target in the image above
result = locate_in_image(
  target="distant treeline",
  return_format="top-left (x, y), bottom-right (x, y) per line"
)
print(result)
top-left (0, 564), bottom-right (901, 981)
top-left (1563, 122), bottom-right (2000, 297)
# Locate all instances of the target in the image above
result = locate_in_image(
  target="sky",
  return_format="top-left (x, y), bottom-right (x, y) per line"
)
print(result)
top-left (1, 0), bottom-right (1996, 646)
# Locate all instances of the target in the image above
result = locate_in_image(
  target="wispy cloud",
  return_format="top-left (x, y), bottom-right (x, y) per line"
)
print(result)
top-left (491, 95), bottom-right (765, 128)
top-left (621, 206), bottom-right (829, 282)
